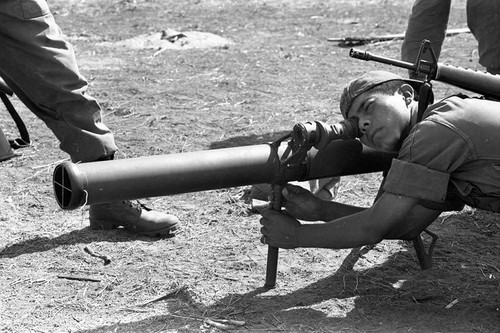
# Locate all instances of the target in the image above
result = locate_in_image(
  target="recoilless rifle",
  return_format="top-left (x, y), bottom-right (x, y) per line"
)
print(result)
top-left (54, 117), bottom-right (390, 289)
top-left (52, 40), bottom-right (500, 288)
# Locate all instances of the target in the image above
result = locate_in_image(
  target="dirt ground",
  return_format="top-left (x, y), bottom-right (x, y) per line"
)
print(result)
top-left (0, 0), bottom-right (498, 332)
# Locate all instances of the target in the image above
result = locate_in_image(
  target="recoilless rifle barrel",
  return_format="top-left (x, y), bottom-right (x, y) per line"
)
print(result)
top-left (53, 117), bottom-right (384, 210)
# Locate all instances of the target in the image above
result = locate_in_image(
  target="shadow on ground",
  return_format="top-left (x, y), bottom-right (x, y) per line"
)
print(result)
top-left (209, 130), bottom-right (290, 149)
top-left (0, 228), bottom-right (170, 258)
top-left (73, 236), bottom-right (498, 333)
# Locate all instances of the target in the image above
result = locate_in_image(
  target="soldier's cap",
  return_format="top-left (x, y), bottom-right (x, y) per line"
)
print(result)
top-left (339, 70), bottom-right (423, 119)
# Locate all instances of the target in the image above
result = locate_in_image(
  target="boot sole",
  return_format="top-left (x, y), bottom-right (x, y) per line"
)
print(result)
top-left (136, 224), bottom-right (179, 238)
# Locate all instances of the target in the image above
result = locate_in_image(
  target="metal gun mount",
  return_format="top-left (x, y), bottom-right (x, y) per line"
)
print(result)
top-left (264, 117), bottom-right (360, 288)
top-left (271, 117), bottom-right (360, 188)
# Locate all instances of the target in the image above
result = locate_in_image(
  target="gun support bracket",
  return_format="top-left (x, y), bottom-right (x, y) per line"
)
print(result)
top-left (265, 131), bottom-right (313, 289)
top-left (412, 229), bottom-right (438, 270)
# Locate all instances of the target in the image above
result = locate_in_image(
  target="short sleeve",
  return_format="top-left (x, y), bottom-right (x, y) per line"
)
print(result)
top-left (383, 159), bottom-right (450, 202)
top-left (383, 116), bottom-right (471, 205)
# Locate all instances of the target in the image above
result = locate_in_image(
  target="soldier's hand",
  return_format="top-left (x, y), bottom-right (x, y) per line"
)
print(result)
top-left (260, 209), bottom-right (301, 249)
top-left (282, 184), bottom-right (325, 221)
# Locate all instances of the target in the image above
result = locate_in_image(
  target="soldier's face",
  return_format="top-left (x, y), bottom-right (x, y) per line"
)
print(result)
top-left (347, 91), bottom-right (411, 152)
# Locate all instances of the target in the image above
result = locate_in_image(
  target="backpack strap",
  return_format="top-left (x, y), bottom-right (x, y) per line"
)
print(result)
top-left (417, 81), bottom-right (434, 122)
top-left (0, 91), bottom-right (31, 149)
top-left (0, 76), bottom-right (13, 96)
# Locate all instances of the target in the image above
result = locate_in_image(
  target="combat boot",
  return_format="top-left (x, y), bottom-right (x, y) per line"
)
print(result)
top-left (89, 200), bottom-right (179, 237)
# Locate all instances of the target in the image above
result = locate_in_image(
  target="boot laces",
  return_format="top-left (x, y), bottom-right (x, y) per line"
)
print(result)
top-left (125, 200), bottom-right (152, 212)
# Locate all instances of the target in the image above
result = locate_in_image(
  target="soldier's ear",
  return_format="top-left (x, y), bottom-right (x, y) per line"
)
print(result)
top-left (399, 84), bottom-right (414, 106)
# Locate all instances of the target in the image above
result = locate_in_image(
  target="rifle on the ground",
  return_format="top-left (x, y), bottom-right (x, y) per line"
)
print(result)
top-left (328, 28), bottom-right (470, 47)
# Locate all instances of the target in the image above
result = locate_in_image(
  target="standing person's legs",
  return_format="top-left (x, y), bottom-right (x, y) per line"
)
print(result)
top-left (0, 0), bottom-right (179, 236)
top-left (0, 0), bottom-right (117, 162)
top-left (467, 0), bottom-right (500, 74)
top-left (401, 0), bottom-right (452, 78)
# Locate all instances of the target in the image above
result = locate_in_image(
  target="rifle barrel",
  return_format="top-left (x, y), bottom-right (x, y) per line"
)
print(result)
top-left (349, 49), bottom-right (417, 72)
top-left (436, 64), bottom-right (500, 100)
top-left (350, 48), bottom-right (500, 100)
